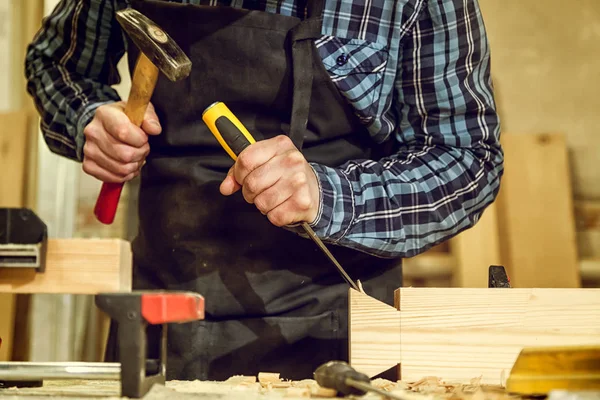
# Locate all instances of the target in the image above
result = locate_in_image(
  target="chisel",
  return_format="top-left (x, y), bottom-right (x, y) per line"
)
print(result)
top-left (202, 101), bottom-right (361, 292)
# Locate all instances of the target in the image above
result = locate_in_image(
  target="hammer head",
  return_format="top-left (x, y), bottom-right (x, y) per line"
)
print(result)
top-left (116, 8), bottom-right (191, 81)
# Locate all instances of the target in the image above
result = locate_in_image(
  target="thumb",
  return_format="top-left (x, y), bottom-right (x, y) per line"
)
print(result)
top-left (220, 166), bottom-right (242, 196)
top-left (141, 102), bottom-right (162, 135)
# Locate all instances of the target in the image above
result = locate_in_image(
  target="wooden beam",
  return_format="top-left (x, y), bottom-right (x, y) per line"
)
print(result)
top-left (0, 239), bottom-right (132, 294)
top-left (349, 288), bottom-right (600, 385)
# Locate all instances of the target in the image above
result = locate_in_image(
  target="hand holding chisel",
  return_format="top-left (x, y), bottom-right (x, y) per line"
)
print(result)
top-left (202, 102), bottom-right (362, 292)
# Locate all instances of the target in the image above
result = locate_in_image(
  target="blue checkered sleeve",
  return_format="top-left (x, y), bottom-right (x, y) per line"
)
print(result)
top-left (308, 0), bottom-right (503, 258)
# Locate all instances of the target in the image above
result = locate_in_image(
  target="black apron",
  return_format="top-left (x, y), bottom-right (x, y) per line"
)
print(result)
top-left (115, 0), bottom-right (403, 381)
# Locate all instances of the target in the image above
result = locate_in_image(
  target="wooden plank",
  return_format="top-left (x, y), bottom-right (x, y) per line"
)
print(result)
top-left (0, 293), bottom-right (16, 361)
top-left (0, 111), bottom-right (28, 208)
top-left (349, 288), bottom-right (600, 385)
top-left (496, 133), bottom-right (580, 288)
top-left (0, 239), bottom-right (132, 294)
top-left (0, 111), bottom-right (29, 361)
top-left (450, 203), bottom-right (502, 288)
top-left (348, 288), bottom-right (400, 377)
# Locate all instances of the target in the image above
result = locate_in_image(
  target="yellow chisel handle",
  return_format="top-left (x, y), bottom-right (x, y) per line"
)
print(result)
top-left (202, 101), bottom-right (256, 160)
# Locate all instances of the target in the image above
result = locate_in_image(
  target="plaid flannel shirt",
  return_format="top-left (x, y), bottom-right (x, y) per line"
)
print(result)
top-left (25, 0), bottom-right (503, 258)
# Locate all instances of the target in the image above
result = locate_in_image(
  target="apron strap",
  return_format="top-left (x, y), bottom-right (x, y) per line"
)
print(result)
top-left (288, 0), bottom-right (324, 150)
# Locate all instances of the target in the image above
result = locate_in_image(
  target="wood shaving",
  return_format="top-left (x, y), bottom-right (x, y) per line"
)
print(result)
top-left (290, 379), bottom-right (318, 389)
top-left (408, 377), bottom-right (453, 394)
top-left (225, 375), bottom-right (257, 385)
top-left (271, 381), bottom-right (292, 388)
top-left (371, 378), bottom-right (400, 391)
top-left (286, 387), bottom-right (311, 398)
top-left (258, 372), bottom-right (281, 383)
top-left (310, 386), bottom-right (337, 398)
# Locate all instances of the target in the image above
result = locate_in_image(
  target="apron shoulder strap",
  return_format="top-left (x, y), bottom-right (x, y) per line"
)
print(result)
top-left (307, 0), bottom-right (324, 19)
top-left (298, 0), bottom-right (324, 20)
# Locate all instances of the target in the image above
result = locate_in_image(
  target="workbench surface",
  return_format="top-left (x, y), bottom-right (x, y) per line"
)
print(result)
top-left (0, 376), bottom-right (516, 400)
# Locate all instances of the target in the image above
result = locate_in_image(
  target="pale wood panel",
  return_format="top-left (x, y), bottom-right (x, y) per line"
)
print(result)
top-left (349, 288), bottom-right (600, 384)
top-left (0, 111), bottom-right (28, 207)
top-left (450, 202), bottom-right (502, 288)
top-left (0, 239), bottom-right (132, 294)
top-left (496, 133), bottom-right (580, 288)
top-left (348, 289), bottom-right (400, 378)
top-left (0, 111), bottom-right (29, 361)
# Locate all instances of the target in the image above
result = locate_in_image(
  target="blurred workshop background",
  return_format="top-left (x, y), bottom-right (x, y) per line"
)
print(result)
top-left (0, 0), bottom-right (599, 365)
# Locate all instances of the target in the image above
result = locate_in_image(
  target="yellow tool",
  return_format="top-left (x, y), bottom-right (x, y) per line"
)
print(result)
top-left (506, 345), bottom-right (600, 396)
top-left (202, 101), bottom-right (362, 292)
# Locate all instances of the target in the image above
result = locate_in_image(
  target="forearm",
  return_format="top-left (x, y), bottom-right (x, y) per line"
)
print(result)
top-left (25, 0), bottom-right (125, 161)
top-left (309, 142), bottom-right (502, 258)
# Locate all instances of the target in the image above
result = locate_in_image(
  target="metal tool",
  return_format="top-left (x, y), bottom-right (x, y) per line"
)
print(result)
top-left (0, 208), bottom-right (47, 271)
top-left (94, 7), bottom-right (192, 225)
top-left (488, 265), bottom-right (511, 288)
top-left (314, 361), bottom-right (406, 399)
top-left (202, 101), bottom-right (361, 292)
top-left (0, 291), bottom-right (205, 398)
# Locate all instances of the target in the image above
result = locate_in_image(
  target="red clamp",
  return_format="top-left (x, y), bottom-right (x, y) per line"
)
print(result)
top-left (141, 292), bottom-right (205, 324)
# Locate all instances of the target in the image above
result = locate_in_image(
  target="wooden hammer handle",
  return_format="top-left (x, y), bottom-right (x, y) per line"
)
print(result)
top-left (94, 53), bottom-right (159, 224)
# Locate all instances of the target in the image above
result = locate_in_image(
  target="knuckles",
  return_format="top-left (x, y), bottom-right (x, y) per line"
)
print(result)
top-left (116, 147), bottom-right (136, 163)
top-left (267, 209), bottom-right (289, 227)
top-left (293, 192), bottom-right (312, 211)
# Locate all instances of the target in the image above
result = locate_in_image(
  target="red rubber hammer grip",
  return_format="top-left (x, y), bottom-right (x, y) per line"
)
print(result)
top-left (94, 182), bottom-right (124, 225)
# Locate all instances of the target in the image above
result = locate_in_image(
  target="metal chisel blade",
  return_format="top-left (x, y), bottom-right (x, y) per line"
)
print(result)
top-left (301, 222), bottom-right (361, 292)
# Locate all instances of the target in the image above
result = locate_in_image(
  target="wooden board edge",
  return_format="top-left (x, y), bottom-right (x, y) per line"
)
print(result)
top-left (349, 288), bottom-right (402, 378)
top-left (118, 239), bottom-right (132, 292)
top-left (0, 238), bottom-right (133, 294)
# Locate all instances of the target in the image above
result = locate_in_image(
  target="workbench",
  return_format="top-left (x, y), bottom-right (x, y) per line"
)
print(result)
top-left (0, 376), bottom-right (516, 400)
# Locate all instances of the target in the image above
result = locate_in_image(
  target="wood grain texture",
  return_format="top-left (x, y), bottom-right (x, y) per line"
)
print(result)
top-left (349, 288), bottom-right (600, 385)
top-left (349, 288), bottom-right (400, 377)
top-left (0, 111), bottom-right (28, 207)
top-left (0, 239), bottom-right (132, 294)
top-left (125, 53), bottom-right (159, 126)
top-left (450, 203), bottom-right (502, 288)
top-left (0, 111), bottom-right (29, 361)
top-left (496, 133), bottom-right (580, 288)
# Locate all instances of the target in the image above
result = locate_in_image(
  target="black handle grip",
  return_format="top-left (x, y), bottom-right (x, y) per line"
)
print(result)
top-left (314, 361), bottom-right (370, 396)
top-left (215, 116), bottom-right (252, 157)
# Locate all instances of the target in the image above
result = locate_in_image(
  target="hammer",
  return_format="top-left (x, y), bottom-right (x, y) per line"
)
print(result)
top-left (94, 8), bottom-right (191, 225)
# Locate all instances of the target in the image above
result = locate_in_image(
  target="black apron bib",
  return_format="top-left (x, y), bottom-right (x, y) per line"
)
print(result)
top-left (114, 0), bottom-right (403, 381)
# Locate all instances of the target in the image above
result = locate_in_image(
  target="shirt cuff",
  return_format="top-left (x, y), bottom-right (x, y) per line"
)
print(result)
top-left (74, 101), bottom-right (116, 161)
top-left (307, 162), bottom-right (355, 242)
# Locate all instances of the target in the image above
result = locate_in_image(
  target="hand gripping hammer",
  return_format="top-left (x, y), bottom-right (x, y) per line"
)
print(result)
top-left (94, 9), bottom-right (191, 224)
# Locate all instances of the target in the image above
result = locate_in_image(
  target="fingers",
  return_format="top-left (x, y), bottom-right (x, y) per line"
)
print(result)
top-left (266, 186), bottom-right (314, 227)
top-left (82, 158), bottom-right (138, 184)
top-left (97, 103), bottom-right (148, 148)
top-left (83, 140), bottom-right (144, 179)
top-left (84, 122), bottom-right (150, 164)
top-left (233, 135), bottom-right (296, 186)
top-left (82, 101), bottom-right (156, 183)
top-left (141, 102), bottom-right (162, 136)
top-left (241, 155), bottom-right (285, 204)
top-left (220, 134), bottom-right (320, 226)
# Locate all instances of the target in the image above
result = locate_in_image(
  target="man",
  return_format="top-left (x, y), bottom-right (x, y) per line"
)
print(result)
top-left (25, 0), bottom-right (502, 382)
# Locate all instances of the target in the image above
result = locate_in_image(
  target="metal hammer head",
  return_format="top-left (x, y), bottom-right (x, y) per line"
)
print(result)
top-left (116, 8), bottom-right (191, 81)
